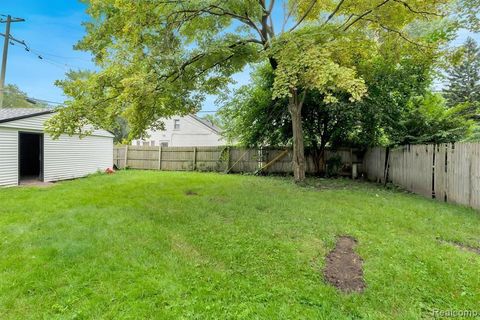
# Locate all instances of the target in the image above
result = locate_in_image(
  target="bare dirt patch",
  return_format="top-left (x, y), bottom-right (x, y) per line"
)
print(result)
top-left (324, 236), bottom-right (365, 293)
top-left (439, 238), bottom-right (480, 255)
top-left (185, 190), bottom-right (199, 196)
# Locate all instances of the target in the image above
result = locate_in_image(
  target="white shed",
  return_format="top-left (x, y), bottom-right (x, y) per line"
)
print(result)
top-left (0, 108), bottom-right (114, 187)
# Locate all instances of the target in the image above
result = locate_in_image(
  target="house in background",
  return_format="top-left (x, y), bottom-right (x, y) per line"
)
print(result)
top-left (131, 115), bottom-right (225, 147)
top-left (0, 108), bottom-right (113, 187)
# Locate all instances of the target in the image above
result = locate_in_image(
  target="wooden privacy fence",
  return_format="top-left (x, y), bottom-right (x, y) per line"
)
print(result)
top-left (363, 142), bottom-right (480, 210)
top-left (113, 145), bottom-right (362, 175)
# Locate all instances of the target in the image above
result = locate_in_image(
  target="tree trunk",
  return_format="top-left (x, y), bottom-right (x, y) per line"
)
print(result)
top-left (310, 144), bottom-right (327, 176)
top-left (288, 90), bottom-right (306, 182)
top-left (318, 143), bottom-right (327, 174)
top-left (310, 142), bottom-right (321, 175)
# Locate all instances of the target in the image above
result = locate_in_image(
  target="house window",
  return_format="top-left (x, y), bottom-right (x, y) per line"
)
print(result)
top-left (142, 141), bottom-right (149, 146)
top-left (136, 141), bottom-right (140, 146)
top-left (150, 141), bottom-right (156, 147)
top-left (161, 142), bottom-right (169, 147)
top-left (174, 119), bottom-right (180, 130)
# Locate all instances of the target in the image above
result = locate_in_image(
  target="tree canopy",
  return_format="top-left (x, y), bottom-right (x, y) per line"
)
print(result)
top-left (51, 0), bottom-right (455, 136)
top-left (221, 43), bottom-right (473, 171)
top-left (1, 84), bottom-right (43, 109)
top-left (50, 0), bottom-right (460, 181)
top-left (443, 37), bottom-right (480, 114)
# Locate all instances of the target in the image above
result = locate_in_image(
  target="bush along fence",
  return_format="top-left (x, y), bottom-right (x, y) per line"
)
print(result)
top-left (363, 142), bottom-right (480, 210)
top-left (113, 146), bottom-right (363, 175)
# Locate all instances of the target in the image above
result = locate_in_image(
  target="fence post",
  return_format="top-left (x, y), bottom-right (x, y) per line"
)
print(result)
top-left (468, 157), bottom-right (472, 206)
top-left (193, 147), bottom-right (197, 171)
top-left (158, 146), bottom-right (162, 170)
top-left (225, 147), bottom-right (231, 172)
top-left (383, 147), bottom-right (390, 186)
top-left (113, 147), bottom-right (117, 168)
top-left (124, 145), bottom-right (128, 169)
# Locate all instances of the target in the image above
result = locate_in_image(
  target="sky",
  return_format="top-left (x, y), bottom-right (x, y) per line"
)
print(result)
top-left (1, 1), bottom-right (479, 111)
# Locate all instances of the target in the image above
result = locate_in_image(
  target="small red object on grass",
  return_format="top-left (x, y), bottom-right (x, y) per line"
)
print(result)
top-left (105, 167), bottom-right (115, 174)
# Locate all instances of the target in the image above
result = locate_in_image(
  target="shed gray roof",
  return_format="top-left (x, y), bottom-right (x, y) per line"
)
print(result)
top-left (0, 108), bottom-right (53, 123)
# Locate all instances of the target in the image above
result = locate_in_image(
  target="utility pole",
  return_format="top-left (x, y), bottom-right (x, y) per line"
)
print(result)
top-left (0, 15), bottom-right (25, 108)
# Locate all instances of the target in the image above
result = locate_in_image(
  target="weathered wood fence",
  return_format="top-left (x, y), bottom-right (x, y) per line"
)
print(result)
top-left (364, 143), bottom-right (480, 210)
top-left (113, 146), bottom-right (362, 175)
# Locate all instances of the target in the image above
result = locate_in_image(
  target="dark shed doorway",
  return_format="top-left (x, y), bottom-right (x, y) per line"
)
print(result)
top-left (19, 132), bottom-right (44, 182)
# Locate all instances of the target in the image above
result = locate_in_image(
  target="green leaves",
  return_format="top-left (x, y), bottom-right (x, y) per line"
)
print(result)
top-left (444, 37), bottom-right (480, 109)
top-left (1, 84), bottom-right (42, 109)
top-left (270, 31), bottom-right (367, 104)
top-left (401, 93), bottom-right (474, 144)
top-left (49, 0), bottom-right (458, 142)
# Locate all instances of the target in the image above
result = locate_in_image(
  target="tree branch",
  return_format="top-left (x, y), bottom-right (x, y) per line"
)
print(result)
top-left (288, 0), bottom-right (318, 32)
top-left (322, 0), bottom-right (346, 26)
top-left (168, 4), bottom-right (265, 42)
top-left (337, 14), bottom-right (354, 30)
top-left (244, 12), bottom-right (267, 42)
top-left (393, 0), bottom-right (444, 17)
top-left (343, 0), bottom-right (391, 31)
top-left (362, 17), bottom-right (434, 49)
top-left (195, 53), bottom-right (235, 78)
top-left (160, 38), bottom-right (261, 84)
top-left (282, 0), bottom-right (297, 33)
top-left (266, 0), bottom-right (275, 15)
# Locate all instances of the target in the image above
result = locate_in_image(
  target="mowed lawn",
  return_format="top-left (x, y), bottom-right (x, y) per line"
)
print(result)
top-left (0, 171), bottom-right (479, 319)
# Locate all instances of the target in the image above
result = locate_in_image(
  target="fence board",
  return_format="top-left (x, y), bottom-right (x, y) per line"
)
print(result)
top-left (114, 145), bottom-right (359, 176)
top-left (364, 142), bottom-right (480, 211)
top-left (363, 147), bottom-right (387, 182)
top-left (434, 144), bottom-right (448, 202)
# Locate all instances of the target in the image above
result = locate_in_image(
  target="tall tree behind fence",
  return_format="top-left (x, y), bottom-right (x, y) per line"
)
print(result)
top-left (114, 146), bottom-right (362, 175)
top-left (363, 142), bottom-right (480, 210)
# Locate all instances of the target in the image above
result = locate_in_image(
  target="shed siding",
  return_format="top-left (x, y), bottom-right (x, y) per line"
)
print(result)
top-left (0, 113), bottom-right (113, 187)
top-left (0, 114), bottom-right (47, 131)
top-left (0, 113), bottom-right (113, 137)
top-left (44, 134), bottom-right (113, 182)
top-left (0, 128), bottom-right (18, 187)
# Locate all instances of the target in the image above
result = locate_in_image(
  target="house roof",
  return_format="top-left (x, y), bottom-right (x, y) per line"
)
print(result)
top-left (0, 108), bottom-right (53, 124)
top-left (190, 114), bottom-right (221, 134)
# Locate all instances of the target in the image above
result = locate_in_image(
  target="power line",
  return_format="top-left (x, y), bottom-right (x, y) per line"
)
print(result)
top-left (0, 14), bottom-right (24, 21)
top-left (30, 50), bottom-right (92, 63)
top-left (0, 32), bottom-right (84, 70)
top-left (0, 14), bottom-right (25, 108)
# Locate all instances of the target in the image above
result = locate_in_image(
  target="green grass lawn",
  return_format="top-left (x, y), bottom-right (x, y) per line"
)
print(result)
top-left (1, 171), bottom-right (479, 319)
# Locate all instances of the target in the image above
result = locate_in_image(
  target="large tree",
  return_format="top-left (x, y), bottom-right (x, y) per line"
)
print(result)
top-left (443, 37), bottom-right (480, 114)
top-left (50, 0), bottom-right (453, 182)
top-left (399, 92), bottom-right (473, 144)
top-left (220, 42), bottom-right (469, 171)
top-left (220, 64), bottom-right (363, 174)
top-left (1, 84), bottom-right (40, 109)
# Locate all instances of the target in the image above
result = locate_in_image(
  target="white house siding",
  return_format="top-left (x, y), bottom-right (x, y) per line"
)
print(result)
top-left (0, 112), bottom-right (114, 186)
top-left (43, 134), bottom-right (113, 182)
top-left (132, 115), bottom-right (224, 147)
top-left (0, 128), bottom-right (18, 187)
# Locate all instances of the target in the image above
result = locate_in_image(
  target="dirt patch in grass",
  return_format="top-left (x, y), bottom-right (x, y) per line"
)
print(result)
top-left (324, 236), bottom-right (365, 293)
top-left (439, 238), bottom-right (480, 255)
top-left (185, 190), bottom-right (198, 196)
top-left (209, 196), bottom-right (228, 203)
